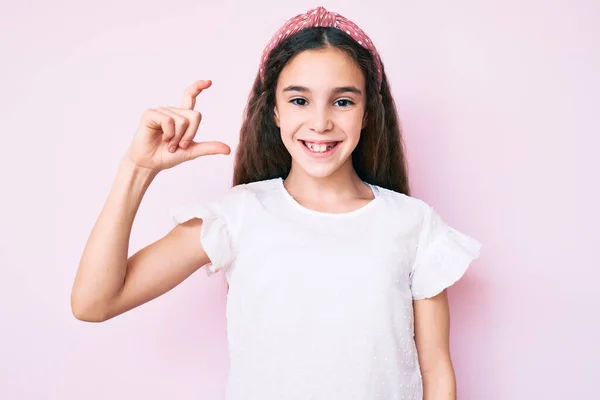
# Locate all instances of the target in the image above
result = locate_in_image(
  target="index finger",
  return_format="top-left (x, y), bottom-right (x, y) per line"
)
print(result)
top-left (181, 80), bottom-right (212, 110)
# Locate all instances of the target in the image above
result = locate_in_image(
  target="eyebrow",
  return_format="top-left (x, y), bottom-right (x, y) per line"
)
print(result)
top-left (282, 85), bottom-right (363, 95)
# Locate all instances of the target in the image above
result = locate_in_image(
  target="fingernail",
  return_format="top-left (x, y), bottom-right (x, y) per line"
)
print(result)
top-left (180, 141), bottom-right (188, 149)
top-left (169, 145), bottom-right (177, 153)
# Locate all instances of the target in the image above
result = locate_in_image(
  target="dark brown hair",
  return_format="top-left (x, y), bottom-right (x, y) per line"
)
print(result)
top-left (232, 27), bottom-right (410, 195)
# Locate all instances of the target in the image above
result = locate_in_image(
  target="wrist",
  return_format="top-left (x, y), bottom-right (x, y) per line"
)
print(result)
top-left (119, 155), bottom-right (159, 185)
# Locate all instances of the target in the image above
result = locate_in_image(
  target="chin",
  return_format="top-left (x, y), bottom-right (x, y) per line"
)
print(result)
top-left (291, 150), bottom-right (355, 180)
top-left (296, 163), bottom-right (342, 179)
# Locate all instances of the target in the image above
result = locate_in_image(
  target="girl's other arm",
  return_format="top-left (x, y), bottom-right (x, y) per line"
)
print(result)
top-left (414, 290), bottom-right (457, 400)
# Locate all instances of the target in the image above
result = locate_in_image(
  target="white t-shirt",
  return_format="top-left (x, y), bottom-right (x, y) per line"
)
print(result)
top-left (171, 177), bottom-right (482, 400)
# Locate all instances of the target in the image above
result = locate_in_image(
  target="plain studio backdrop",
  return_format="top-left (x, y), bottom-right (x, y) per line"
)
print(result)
top-left (1, 0), bottom-right (598, 398)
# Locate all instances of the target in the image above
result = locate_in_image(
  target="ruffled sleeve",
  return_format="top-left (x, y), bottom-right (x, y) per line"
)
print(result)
top-left (169, 186), bottom-right (247, 277)
top-left (410, 206), bottom-right (482, 300)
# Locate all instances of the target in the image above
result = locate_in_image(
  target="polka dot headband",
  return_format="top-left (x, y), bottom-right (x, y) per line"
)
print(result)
top-left (259, 6), bottom-right (383, 91)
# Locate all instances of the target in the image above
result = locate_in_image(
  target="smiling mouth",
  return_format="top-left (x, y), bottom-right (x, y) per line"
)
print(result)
top-left (300, 140), bottom-right (341, 153)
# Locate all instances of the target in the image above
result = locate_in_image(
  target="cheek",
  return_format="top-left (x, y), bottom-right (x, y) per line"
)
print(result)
top-left (339, 113), bottom-right (364, 142)
top-left (278, 113), bottom-right (302, 140)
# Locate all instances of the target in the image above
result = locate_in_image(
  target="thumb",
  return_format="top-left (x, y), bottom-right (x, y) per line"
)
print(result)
top-left (187, 141), bottom-right (231, 159)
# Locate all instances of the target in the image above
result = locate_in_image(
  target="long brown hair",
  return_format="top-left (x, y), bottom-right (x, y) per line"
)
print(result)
top-left (232, 27), bottom-right (410, 195)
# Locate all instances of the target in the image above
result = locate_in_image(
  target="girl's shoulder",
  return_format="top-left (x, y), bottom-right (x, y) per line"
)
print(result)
top-left (220, 177), bottom-right (283, 207)
top-left (370, 184), bottom-right (432, 217)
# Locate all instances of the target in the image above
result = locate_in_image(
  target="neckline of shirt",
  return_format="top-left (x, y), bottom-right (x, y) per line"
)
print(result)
top-left (275, 177), bottom-right (381, 218)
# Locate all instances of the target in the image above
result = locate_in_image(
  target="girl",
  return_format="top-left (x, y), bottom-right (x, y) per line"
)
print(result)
top-left (71, 6), bottom-right (482, 400)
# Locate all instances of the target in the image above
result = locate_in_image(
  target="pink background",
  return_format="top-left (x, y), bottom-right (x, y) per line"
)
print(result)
top-left (1, 0), bottom-right (598, 398)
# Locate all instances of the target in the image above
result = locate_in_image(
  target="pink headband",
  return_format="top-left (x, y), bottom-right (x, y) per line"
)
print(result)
top-left (259, 6), bottom-right (383, 91)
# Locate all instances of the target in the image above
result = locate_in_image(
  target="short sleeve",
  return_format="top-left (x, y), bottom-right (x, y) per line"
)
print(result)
top-left (169, 186), bottom-right (247, 277)
top-left (410, 206), bottom-right (482, 300)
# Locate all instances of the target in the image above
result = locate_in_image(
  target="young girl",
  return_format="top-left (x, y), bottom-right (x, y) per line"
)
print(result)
top-left (71, 6), bottom-right (482, 400)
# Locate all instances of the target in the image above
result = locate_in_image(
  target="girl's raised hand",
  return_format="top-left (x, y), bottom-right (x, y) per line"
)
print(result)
top-left (125, 80), bottom-right (231, 172)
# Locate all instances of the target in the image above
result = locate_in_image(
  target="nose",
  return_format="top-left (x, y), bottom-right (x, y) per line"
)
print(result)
top-left (309, 107), bottom-right (333, 134)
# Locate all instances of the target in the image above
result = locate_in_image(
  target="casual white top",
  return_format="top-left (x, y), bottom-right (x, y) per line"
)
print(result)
top-left (170, 177), bottom-right (482, 400)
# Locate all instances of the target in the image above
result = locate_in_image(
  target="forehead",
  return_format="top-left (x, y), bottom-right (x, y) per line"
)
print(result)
top-left (277, 47), bottom-right (365, 90)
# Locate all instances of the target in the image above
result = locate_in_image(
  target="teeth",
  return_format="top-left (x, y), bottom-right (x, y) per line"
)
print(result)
top-left (305, 142), bottom-right (336, 153)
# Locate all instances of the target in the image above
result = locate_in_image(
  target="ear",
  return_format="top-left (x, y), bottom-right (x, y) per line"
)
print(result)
top-left (274, 106), bottom-right (280, 127)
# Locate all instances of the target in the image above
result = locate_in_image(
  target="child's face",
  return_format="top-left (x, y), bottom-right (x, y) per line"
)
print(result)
top-left (274, 47), bottom-right (366, 179)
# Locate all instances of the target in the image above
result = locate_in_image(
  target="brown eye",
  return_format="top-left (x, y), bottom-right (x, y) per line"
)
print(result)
top-left (335, 99), bottom-right (354, 107)
top-left (290, 98), bottom-right (308, 106)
